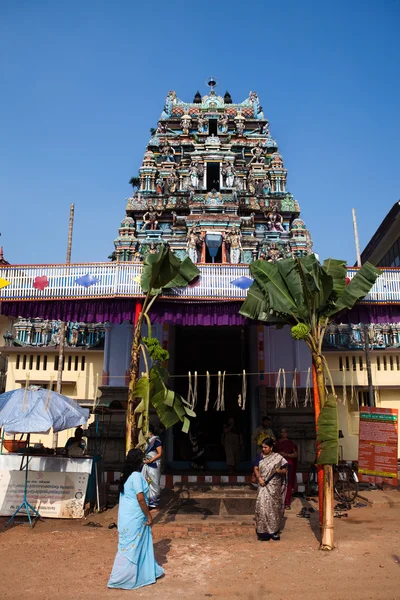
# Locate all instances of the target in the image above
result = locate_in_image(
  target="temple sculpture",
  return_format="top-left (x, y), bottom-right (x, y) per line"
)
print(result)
top-left (113, 83), bottom-right (312, 264)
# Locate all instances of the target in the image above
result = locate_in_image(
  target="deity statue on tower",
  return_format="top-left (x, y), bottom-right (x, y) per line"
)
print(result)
top-left (141, 206), bottom-right (163, 231)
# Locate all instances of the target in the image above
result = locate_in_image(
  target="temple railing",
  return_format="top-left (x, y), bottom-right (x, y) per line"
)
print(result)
top-left (0, 263), bottom-right (399, 304)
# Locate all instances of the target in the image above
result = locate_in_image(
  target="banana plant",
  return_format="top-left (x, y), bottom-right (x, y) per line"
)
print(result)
top-left (239, 255), bottom-right (380, 550)
top-left (126, 245), bottom-right (200, 452)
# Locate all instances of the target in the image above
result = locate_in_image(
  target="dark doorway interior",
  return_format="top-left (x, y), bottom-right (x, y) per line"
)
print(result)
top-left (171, 326), bottom-right (251, 470)
top-left (206, 162), bottom-right (220, 191)
top-left (208, 119), bottom-right (218, 136)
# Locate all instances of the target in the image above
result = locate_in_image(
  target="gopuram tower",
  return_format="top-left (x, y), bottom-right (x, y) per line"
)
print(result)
top-left (113, 80), bottom-right (312, 264)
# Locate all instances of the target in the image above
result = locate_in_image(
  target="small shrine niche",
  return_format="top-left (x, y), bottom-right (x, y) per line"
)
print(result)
top-left (112, 82), bottom-right (312, 265)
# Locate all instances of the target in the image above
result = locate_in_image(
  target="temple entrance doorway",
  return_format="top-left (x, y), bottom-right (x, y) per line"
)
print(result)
top-left (169, 325), bottom-right (252, 471)
top-left (206, 162), bottom-right (220, 191)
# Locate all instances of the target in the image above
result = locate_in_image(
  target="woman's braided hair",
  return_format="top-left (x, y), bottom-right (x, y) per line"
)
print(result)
top-left (119, 448), bottom-right (144, 493)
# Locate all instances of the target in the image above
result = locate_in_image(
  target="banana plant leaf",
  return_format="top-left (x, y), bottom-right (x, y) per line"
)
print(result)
top-left (141, 247), bottom-right (199, 293)
top-left (250, 260), bottom-right (298, 316)
top-left (322, 258), bottom-right (347, 299)
top-left (327, 262), bottom-right (381, 316)
top-left (298, 255), bottom-right (333, 314)
top-left (133, 376), bottom-right (150, 447)
top-left (149, 366), bottom-right (196, 431)
top-left (317, 394), bottom-right (339, 465)
top-left (163, 257), bottom-right (200, 289)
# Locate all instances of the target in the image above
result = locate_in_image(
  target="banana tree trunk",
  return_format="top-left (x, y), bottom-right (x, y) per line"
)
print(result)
top-left (321, 464), bottom-right (334, 550)
top-left (312, 353), bottom-right (334, 551)
top-left (126, 302), bottom-right (143, 454)
top-left (311, 364), bottom-right (324, 528)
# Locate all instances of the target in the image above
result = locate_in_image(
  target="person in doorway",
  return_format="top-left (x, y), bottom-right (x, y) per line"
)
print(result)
top-left (65, 427), bottom-right (86, 456)
top-left (108, 448), bottom-right (164, 590)
top-left (223, 417), bottom-right (242, 474)
top-left (254, 438), bottom-right (288, 541)
top-left (252, 416), bottom-right (275, 450)
top-left (275, 428), bottom-right (298, 510)
top-left (141, 424), bottom-right (163, 509)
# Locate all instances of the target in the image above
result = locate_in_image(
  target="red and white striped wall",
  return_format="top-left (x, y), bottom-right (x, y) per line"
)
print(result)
top-left (103, 471), bottom-right (309, 493)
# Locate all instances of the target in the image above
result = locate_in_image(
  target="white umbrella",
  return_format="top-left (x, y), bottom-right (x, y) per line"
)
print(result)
top-left (0, 386), bottom-right (89, 433)
top-left (0, 385), bottom-right (89, 527)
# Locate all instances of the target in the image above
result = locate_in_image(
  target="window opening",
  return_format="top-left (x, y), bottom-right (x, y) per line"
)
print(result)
top-left (208, 119), bottom-right (218, 136)
top-left (206, 162), bottom-right (220, 191)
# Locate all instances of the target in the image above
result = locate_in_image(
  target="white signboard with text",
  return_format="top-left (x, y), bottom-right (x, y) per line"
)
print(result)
top-left (0, 456), bottom-right (92, 518)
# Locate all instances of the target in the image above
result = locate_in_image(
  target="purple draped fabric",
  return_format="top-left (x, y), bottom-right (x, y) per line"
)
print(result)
top-left (1, 299), bottom-right (399, 326)
top-left (0, 299), bottom-right (246, 326)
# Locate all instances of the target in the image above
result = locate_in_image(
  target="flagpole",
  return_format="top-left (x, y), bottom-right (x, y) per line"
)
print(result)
top-left (53, 204), bottom-right (75, 449)
top-left (352, 208), bottom-right (374, 407)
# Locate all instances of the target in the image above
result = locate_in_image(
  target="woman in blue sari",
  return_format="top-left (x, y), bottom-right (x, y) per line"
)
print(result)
top-left (108, 448), bottom-right (164, 590)
top-left (141, 425), bottom-right (163, 508)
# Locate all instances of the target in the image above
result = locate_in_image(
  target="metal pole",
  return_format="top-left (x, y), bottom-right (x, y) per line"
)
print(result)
top-left (53, 204), bottom-right (75, 449)
top-left (352, 208), bottom-right (361, 268)
top-left (363, 324), bottom-right (375, 407)
top-left (353, 208), bottom-right (375, 407)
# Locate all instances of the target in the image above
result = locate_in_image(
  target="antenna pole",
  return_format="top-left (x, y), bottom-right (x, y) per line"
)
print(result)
top-left (53, 204), bottom-right (75, 449)
top-left (352, 208), bottom-right (374, 407)
top-left (352, 208), bottom-right (361, 268)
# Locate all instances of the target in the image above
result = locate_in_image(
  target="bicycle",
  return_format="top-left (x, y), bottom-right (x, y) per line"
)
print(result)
top-left (306, 462), bottom-right (359, 504)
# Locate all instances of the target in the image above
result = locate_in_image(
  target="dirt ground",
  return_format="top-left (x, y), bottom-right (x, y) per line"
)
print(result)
top-left (1, 496), bottom-right (400, 600)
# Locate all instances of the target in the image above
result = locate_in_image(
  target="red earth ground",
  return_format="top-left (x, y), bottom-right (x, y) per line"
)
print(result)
top-left (1, 493), bottom-right (400, 600)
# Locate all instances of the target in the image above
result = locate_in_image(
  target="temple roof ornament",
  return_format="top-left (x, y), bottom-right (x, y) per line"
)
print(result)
top-left (113, 82), bottom-right (313, 264)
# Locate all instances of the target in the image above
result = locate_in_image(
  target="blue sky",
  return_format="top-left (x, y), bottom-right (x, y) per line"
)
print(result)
top-left (1, 0), bottom-right (399, 265)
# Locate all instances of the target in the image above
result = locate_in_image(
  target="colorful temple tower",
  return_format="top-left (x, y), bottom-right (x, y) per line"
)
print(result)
top-left (113, 82), bottom-right (312, 264)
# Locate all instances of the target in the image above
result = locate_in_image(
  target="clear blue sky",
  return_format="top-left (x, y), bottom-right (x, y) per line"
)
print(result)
top-left (1, 0), bottom-right (399, 265)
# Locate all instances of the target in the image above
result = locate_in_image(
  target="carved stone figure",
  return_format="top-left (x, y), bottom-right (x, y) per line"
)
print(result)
top-left (165, 172), bottom-right (177, 195)
top-left (197, 114), bottom-right (207, 133)
top-left (157, 121), bottom-right (167, 134)
top-left (226, 227), bottom-right (242, 264)
top-left (236, 120), bottom-right (245, 136)
top-left (148, 242), bottom-right (158, 254)
top-left (247, 173), bottom-right (256, 195)
top-left (250, 142), bottom-right (265, 164)
top-left (187, 227), bottom-right (201, 263)
top-left (160, 143), bottom-right (175, 162)
top-left (156, 177), bottom-right (164, 195)
top-left (218, 113), bottom-right (229, 133)
top-left (265, 206), bottom-right (285, 232)
top-left (255, 179), bottom-right (264, 196)
top-left (180, 112), bottom-right (192, 135)
top-left (260, 121), bottom-right (270, 135)
top-left (222, 163), bottom-right (235, 188)
top-left (263, 177), bottom-right (271, 195)
top-left (190, 162), bottom-right (200, 189)
top-left (142, 206), bottom-right (162, 231)
top-left (161, 90), bottom-right (177, 119)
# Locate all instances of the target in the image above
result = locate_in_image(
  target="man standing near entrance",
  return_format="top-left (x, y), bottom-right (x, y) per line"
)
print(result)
top-left (252, 416), bottom-right (276, 450)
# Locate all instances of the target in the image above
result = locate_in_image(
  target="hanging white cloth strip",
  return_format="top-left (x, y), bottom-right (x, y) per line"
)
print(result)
top-left (290, 368), bottom-right (298, 407)
top-left (350, 368), bottom-right (356, 405)
top-left (214, 371), bottom-right (222, 411)
top-left (221, 371), bottom-right (226, 411)
top-left (275, 368), bottom-right (287, 408)
top-left (342, 368), bottom-right (347, 405)
top-left (241, 370), bottom-right (247, 411)
top-left (187, 371), bottom-right (193, 409)
top-left (238, 394), bottom-right (242, 408)
top-left (192, 371), bottom-right (198, 410)
top-left (304, 367), bottom-right (311, 407)
top-left (205, 371), bottom-right (210, 411)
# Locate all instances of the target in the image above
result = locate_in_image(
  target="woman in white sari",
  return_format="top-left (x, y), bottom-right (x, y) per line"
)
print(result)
top-left (141, 425), bottom-right (163, 509)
